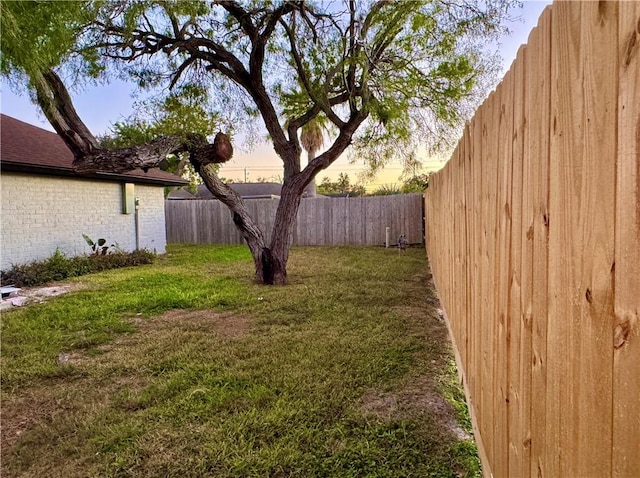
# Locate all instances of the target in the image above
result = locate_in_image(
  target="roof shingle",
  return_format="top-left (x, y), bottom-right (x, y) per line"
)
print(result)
top-left (0, 114), bottom-right (186, 186)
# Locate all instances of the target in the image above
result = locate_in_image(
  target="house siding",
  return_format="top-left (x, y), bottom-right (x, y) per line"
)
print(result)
top-left (1, 173), bottom-right (167, 269)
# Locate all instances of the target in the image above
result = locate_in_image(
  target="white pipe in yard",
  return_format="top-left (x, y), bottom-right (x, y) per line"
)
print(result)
top-left (385, 227), bottom-right (390, 248)
top-left (134, 197), bottom-right (141, 250)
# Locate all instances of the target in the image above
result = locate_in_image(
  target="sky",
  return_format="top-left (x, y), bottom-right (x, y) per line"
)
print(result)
top-left (0, 1), bottom-right (551, 189)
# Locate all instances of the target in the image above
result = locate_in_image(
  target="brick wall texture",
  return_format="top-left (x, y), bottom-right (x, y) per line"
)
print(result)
top-left (1, 173), bottom-right (167, 269)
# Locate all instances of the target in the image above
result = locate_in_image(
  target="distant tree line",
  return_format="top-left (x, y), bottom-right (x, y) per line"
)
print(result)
top-left (317, 173), bottom-right (430, 197)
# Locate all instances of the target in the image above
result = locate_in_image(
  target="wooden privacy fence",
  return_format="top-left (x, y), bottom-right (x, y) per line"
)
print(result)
top-left (166, 193), bottom-right (423, 246)
top-left (424, 3), bottom-right (639, 478)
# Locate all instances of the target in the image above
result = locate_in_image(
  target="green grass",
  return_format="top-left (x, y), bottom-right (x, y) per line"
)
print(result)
top-left (1, 245), bottom-right (480, 477)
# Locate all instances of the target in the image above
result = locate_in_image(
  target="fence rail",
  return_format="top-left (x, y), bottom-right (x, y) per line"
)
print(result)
top-left (424, 2), bottom-right (639, 477)
top-left (166, 194), bottom-right (424, 246)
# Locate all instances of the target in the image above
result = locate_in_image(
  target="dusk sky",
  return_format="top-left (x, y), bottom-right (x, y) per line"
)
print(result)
top-left (0, 1), bottom-right (551, 188)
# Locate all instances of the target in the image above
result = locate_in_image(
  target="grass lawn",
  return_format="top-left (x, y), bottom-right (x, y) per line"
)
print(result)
top-left (1, 245), bottom-right (479, 477)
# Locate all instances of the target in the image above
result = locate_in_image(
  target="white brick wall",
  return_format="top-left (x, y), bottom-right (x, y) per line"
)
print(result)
top-left (136, 184), bottom-right (168, 254)
top-left (1, 173), bottom-right (167, 270)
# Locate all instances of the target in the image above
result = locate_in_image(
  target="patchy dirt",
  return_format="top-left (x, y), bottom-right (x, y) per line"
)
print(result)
top-left (1, 397), bottom-right (54, 450)
top-left (360, 375), bottom-right (470, 441)
top-left (132, 309), bottom-right (252, 340)
top-left (368, 271), bottom-right (469, 441)
top-left (1, 380), bottom-right (107, 451)
top-left (2, 307), bottom-right (252, 456)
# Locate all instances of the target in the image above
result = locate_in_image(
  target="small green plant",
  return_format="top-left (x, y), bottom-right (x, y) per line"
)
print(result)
top-left (82, 234), bottom-right (114, 255)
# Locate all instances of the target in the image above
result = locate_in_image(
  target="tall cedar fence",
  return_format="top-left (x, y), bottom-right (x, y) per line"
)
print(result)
top-left (166, 194), bottom-right (423, 246)
top-left (424, 3), bottom-right (639, 477)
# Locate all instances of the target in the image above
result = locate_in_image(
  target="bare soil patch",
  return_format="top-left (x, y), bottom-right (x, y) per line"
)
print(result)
top-left (1, 380), bottom-right (109, 451)
top-left (368, 271), bottom-right (469, 440)
top-left (134, 309), bottom-right (252, 340)
top-left (2, 308), bottom-right (251, 458)
top-left (22, 283), bottom-right (85, 301)
top-left (1, 394), bottom-right (59, 450)
top-left (360, 375), bottom-right (470, 440)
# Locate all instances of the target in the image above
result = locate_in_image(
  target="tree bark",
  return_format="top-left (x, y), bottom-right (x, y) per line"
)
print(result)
top-left (198, 158), bottom-right (308, 286)
top-left (268, 174), bottom-right (307, 285)
top-left (33, 70), bottom-right (100, 158)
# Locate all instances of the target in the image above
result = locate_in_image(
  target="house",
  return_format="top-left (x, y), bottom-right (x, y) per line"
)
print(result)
top-left (195, 182), bottom-right (282, 200)
top-left (165, 187), bottom-right (196, 200)
top-left (168, 180), bottom-right (324, 201)
top-left (0, 114), bottom-right (186, 270)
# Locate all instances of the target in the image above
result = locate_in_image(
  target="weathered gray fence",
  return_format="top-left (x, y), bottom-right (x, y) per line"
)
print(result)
top-left (165, 194), bottom-right (424, 246)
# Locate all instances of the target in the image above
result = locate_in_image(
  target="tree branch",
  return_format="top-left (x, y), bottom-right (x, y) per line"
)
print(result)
top-left (260, 1), bottom-right (298, 40)
top-left (33, 69), bottom-right (100, 158)
top-left (297, 110), bottom-right (369, 189)
top-left (32, 69), bottom-right (233, 175)
top-left (73, 136), bottom-right (184, 174)
top-left (169, 56), bottom-right (198, 89)
top-left (217, 0), bottom-right (258, 39)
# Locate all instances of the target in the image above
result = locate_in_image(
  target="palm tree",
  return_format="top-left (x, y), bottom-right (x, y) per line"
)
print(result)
top-left (300, 119), bottom-right (324, 197)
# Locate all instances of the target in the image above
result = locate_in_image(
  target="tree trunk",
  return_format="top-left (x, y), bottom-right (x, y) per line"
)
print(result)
top-left (261, 124), bottom-right (366, 284)
top-left (268, 177), bottom-right (305, 285)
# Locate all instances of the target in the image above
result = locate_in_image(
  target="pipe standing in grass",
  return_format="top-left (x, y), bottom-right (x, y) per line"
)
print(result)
top-left (398, 234), bottom-right (408, 252)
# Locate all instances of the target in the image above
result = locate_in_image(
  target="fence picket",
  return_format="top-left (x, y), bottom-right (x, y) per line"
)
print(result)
top-left (613, 3), bottom-right (640, 476)
top-left (508, 45), bottom-right (526, 478)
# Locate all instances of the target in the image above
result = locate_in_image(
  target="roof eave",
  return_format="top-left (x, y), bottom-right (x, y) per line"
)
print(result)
top-left (1, 161), bottom-right (187, 187)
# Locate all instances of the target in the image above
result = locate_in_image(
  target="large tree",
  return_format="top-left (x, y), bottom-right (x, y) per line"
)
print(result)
top-left (1, 0), bottom-right (514, 284)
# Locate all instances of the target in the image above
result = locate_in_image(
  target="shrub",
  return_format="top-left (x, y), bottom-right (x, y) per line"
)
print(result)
top-left (43, 249), bottom-right (79, 282)
top-left (371, 184), bottom-right (402, 196)
top-left (86, 250), bottom-right (155, 272)
top-left (1, 249), bottom-right (155, 288)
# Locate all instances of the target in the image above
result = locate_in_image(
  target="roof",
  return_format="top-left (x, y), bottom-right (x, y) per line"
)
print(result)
top-left (196, 182), bottom-right (282, 199)
top-left (0, 114), bottom-right (186, 186)
top-left (166, 187), bottom-right (197, 200)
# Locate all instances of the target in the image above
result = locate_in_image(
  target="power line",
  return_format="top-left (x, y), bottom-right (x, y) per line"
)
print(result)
top-left (220, 164), bottom-right (442, 172)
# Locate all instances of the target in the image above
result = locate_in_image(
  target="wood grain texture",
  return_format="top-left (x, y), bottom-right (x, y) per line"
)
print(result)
top-left (494, 67), bottom-right (514, 478)
top-left (471, 106), bottom-right (484, 440)
top-left (575, 2), bottom-right (617, 475)
top-left (480, 91), bottom-right (497, 471)
top-left (463, 124), bottom-right (473, 386)
top-left (508, 44), bottom-right (526, 478)
top-left (424, 2), bottom-right (637, 476)
top-left (528, 8), bottom-right (552, 478)
top-left (613, 2), bottom-right (640, 477)
top-left (547, 2), bottom-right (583, 474)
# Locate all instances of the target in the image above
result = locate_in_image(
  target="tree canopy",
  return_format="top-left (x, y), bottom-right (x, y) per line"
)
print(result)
top-left (317, 173), bottom-right (367, 197)
top-left (1, 0), bottom-right (517, 284)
